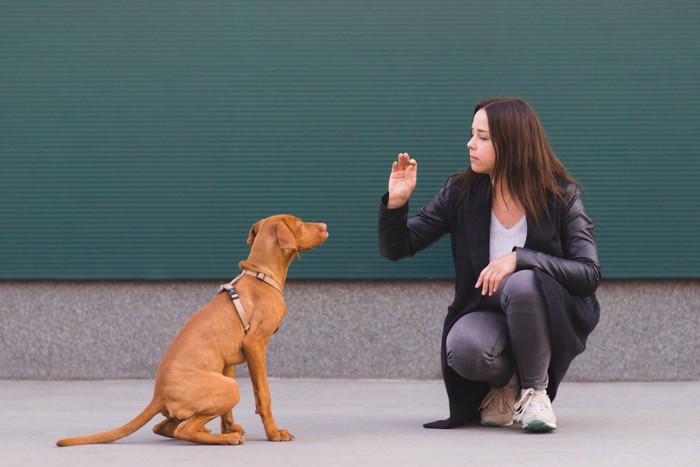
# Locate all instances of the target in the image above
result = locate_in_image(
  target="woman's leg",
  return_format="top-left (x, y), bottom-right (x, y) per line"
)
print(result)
top-left (498, 270), bottom-right (551, 390)
top-left (445, 309), bottom-right (517, 426)
top-left (498, 270), bottom-right (557, 431)
top-left (445, 310), bottom-right (514, 387)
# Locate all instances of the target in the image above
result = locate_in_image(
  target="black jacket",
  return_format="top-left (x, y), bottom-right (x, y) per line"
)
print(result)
top-left (378, 174), bottom-right (601, 428)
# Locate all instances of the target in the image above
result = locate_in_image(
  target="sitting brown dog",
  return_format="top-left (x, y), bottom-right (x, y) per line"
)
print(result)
top-left (57, 214), bottom-right (328, 446)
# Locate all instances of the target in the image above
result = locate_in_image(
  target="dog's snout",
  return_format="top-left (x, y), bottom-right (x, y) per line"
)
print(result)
top-left (314, 222), bottom-right (329, 241)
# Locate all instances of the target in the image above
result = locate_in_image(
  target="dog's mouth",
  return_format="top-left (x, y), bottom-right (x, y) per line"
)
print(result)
top-left (311, 229), bottom-right (329, 248)
top-left (311, 231), bottom-right (329, 247)
top-left (296, 222), bottom-right (328, 250)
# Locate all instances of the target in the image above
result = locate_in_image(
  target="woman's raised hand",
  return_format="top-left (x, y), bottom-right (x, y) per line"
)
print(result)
top-left (387, 153), bottom-right (418, 208)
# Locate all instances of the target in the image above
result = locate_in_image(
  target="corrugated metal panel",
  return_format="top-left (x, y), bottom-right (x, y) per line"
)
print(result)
top-left (1, 1), bottom-right (699, 279)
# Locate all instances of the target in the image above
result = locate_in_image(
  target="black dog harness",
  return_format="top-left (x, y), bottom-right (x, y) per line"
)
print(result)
top-left (218, 269), bottom-right (284, 334)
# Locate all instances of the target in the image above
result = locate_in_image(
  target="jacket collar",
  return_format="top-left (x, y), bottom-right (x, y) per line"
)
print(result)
top-left (460, 175), bottom-right (557, 268)
top-left (462, 175), bottom-right (492, 273)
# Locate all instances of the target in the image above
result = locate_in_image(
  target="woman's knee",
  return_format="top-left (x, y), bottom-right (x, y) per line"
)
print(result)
top-left (445, 312), bottom-right (510, 381)
top-left (446, 338), bottom-right (492, 380)
top-left (501, 270), bottom-right (542, 308)
top-left (445, 329), bottom-right (483, 372)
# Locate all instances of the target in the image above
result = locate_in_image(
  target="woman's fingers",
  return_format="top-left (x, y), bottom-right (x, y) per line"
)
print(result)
top-left (476, 267), bottom-right (503, 296)
top-left (476, 253), bottom-right (517, 296)
top-left (396, 153), bottom-right (417, 171)
top-left (388, 153), bottom-right (417, 208)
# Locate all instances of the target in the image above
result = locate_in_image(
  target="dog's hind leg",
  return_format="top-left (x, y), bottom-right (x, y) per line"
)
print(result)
top-left (175, 415), bottom-right (244, 445)
top-left (172, 372), bottom-right (244, 445)
top-left (153, 417), bottom-right (181, 439)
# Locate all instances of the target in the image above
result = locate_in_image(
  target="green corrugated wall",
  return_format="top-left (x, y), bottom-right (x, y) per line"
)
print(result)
top-left (2, 1), bottom-right (699, 279)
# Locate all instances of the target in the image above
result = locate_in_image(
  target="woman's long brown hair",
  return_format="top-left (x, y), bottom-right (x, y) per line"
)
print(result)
top-left (455, 97), bottom-right (579, 225)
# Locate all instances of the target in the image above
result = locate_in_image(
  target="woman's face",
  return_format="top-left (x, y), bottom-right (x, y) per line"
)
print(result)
top-left (467, 108), bottom-right (496, 175)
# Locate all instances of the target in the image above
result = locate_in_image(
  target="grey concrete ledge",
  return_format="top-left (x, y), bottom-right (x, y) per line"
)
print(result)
top-left (1, 279), bottom-right (698, 381)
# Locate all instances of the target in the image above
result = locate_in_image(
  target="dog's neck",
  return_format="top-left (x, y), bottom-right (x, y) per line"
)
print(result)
top-left (238, 254), bottom-right (293, 293)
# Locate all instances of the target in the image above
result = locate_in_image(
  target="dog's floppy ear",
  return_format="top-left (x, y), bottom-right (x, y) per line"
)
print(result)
top-left (247, 220), bottom-right (262, 245)
top-left (276, 221), bottom-right (300, 258)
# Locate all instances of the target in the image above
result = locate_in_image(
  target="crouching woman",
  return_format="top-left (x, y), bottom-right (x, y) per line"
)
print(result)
top-left (378, 97), bottom-right (601, 432)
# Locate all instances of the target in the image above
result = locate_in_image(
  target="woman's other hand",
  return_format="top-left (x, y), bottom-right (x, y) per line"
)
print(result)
top-left (476, 252), bottom-right (517, 296)
top-left (388, 153), bottom-right (417, 208)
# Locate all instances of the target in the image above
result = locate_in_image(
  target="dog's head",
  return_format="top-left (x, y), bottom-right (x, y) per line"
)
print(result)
top-left (247, 215), bottom-right (328, 257)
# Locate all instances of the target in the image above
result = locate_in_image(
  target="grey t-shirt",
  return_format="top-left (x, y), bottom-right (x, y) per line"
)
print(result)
top-left (489, 211), bottom-right (527, 261)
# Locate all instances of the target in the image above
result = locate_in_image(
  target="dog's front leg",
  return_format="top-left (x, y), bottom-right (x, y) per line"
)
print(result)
top-left (220, 364), bottom-right (245, 435)
top-left (245, 340), bottom-right (294, 441)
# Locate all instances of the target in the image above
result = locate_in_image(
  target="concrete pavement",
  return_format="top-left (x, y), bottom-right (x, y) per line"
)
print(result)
top-left (2, 379), bottom-right (698, 467)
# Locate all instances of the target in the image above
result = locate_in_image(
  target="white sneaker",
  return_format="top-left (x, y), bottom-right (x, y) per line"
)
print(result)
top-left (513, 388), bottom-right (557, 432)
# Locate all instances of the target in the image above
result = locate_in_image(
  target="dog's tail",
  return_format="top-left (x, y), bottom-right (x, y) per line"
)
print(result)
top-left (56, 399), bottom-right (162, 447)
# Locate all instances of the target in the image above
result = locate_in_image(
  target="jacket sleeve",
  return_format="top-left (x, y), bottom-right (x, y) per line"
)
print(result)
top-left (378, 184), bottom-right (451, 261)
top-left (514, 187), bottom-right (601, 296)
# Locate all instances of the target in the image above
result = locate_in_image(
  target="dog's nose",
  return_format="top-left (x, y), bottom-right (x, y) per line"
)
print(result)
top-left (318, 223), bottom-right (329, 238)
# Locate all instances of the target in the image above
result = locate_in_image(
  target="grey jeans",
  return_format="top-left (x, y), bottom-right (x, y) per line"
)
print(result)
top-left (445, 270), bottom-right (551, 390)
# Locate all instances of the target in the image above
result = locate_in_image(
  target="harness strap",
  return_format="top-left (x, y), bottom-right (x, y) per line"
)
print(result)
top-left (219, 285), bottom-right (250, 333)
top-left (239, 269), bottom-right (284, 294)
top-left (218, 269), bottom-right (284, 334)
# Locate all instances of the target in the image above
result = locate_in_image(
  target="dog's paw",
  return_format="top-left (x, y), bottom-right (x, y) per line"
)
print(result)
top-left (222, 423), bottom-right (245, 435)
top-left (267, 429), bottom-right (294, 442)
top-left (223, 433), bottom-right (245, 445)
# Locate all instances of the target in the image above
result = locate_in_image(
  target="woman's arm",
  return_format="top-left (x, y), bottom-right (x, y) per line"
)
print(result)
top-left (514, 188), bottom-right (601, 296)
top-left (378, 183), bottom-right (451, 261)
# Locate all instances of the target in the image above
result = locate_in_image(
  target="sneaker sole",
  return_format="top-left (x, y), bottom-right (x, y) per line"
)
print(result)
top-left (522, 420), bottom-right (556, 432)
top-left (481, 421), bottom-right (513, 427)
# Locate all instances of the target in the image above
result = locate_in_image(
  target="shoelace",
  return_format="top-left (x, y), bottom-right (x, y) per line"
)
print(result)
top-left (513, 388), bottom-right (548, 422)
top-left (479, 389), bottom-right (500, 411)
